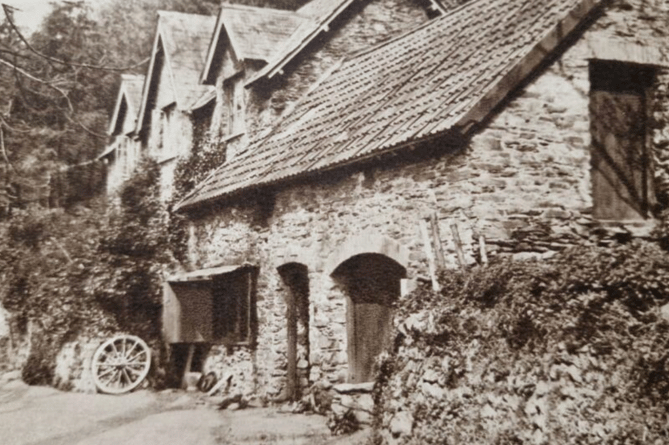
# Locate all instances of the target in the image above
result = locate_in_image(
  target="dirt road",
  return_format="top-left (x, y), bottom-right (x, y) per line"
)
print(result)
top-left (0, 374), bottom-right (367, 445)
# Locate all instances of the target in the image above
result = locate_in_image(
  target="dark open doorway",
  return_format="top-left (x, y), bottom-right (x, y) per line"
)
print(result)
top-left (278, 263), bottom-right (311, 400)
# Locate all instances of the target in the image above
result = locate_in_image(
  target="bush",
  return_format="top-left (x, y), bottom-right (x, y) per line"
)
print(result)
top-left (375, 240), bottom-right (669, 444)
top-left (0, 157), bottom-right (173, 385)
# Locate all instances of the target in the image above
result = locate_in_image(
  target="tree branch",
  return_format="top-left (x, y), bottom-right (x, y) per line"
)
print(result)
top-left (0, 125), bottom-right (14, 171)
top-left (0, 56), bottom-right (74, 112)
top-left (2, 4), bottom-right (150, 72)
top-left (0, 56), bottom-right (106, 138)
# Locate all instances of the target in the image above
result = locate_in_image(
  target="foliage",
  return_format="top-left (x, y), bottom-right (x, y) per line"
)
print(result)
top-left (0, 204), bottom-right (119, 384)
top-left (0, 157), bottom-right (172, 385)
top-left (168, 130), bottom-right (227, 262)
top-left (375, 240), bottom-right (669, 444)
top-left (0, 1), bottom-right (119, 211)
top-left (92, 158), bottom-right (173, 339)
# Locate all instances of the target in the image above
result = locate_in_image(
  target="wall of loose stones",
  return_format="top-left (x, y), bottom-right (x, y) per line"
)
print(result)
top-left (187, 0), bottom-right (669, 399)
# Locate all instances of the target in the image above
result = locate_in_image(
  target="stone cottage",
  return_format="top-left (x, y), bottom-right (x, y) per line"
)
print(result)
top-left (100, 74), bottom-right (145, 196)
top-left (164, 0), bottom-right (450, 399)
top-left (165, 0), bottom-right (668, 412)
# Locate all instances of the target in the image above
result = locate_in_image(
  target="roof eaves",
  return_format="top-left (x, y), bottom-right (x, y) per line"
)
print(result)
top-left (161, 25), bottom-right (181, 110)
top-left (453, 0), bottom-right (603, 135)
top-left (220, 14), bottom-right (246, 65)
top-left (136, 20), bottom-right (164, 134)
top-left (201, 9), bottom-right (226, 84)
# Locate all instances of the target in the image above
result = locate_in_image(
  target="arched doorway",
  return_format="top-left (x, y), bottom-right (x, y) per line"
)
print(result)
top-left (277, 262), bottom-right (310, 400)
top-left (328, 236), bottom-right (408, 383)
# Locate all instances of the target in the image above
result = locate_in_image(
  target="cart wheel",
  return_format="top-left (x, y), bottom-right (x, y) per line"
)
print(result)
top-left (91, 335), bottom-right (151, 394)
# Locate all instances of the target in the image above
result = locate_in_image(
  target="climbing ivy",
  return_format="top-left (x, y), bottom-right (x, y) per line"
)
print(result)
top-left (0, 157), bottom-right (173, 385)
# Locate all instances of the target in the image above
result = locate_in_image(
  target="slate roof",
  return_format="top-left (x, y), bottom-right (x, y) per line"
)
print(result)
top-left (158, 11), bottom-right (217, 110)
top-left (178, 0), bottom-right (601, 210)
top-left (136, 11), bottom-right (216, 131)
top-left (297, 0), bottom-right (349, 19)
top-left (246, 0), bottom-right (355, 85)
top-left (223, 5), bottom-right (306, 62)
top-left (201, 4), bottom-right (308, 82)
top-left (108, 74), bottom-right (145, 136)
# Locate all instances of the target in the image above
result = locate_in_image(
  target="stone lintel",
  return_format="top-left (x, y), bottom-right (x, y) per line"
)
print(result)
top-left (333, 382), bottom-right (375, 394)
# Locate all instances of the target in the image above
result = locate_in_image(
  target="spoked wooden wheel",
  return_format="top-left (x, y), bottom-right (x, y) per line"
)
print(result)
top-left (92, 335), bottom-right (151, 394)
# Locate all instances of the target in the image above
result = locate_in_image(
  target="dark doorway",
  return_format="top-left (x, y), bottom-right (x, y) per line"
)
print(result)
top-left (166, 343), bottom-right (211, 388)
top-left (278, 263), bottom-right (310, 400)
top-left (333, 253), bottom-right (405, 383)
top-left (589, 60), bottom-right (656, 220)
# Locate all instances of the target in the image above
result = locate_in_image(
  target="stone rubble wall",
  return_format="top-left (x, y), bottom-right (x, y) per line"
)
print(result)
top-left (185, 0), bottom-right (669, 400)
top-left (53, 336), bottom-right (105, 393)
top-left (203, 346), bottom-right (257, 396)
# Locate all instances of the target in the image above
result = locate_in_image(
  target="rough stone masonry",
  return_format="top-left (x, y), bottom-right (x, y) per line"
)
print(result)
top-left (182, 0), bottom-right (669, 408)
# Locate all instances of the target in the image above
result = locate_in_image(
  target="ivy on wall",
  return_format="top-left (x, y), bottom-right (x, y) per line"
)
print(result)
top-left (0, 157), bottom-right (173, 385)
top-left (373, 239), bottom-right (669, 444)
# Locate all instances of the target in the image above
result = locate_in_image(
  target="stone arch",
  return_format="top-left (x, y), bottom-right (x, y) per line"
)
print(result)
top-left (276, 261), bottom-right (311, 401)
top-left (326, 235), bottom-right (408, 383)
top-left (325, 234), bottom-right (409, 277)
top-left (275, 246), bottom-right (313, 271)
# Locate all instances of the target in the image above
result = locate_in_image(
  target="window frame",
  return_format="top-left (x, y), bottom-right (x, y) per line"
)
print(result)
top-left (162, 265), bottom-right (258, 346)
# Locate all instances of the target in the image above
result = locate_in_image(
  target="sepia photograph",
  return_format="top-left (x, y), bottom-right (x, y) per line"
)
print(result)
top-left (1, 0), bottom-right (668, 443)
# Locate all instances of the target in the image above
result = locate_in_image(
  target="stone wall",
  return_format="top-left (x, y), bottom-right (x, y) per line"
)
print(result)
top-left (53, 336), bottom-right (105, 393)
top-left (184, 0), bottom-right (669, 400)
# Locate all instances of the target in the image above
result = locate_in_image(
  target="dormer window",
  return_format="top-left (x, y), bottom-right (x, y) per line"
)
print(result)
top-left (224, 73), bottom-right (246, 137)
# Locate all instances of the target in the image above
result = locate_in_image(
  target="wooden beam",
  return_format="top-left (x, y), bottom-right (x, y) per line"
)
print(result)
top-left (450, 224), bottom-right (466, 269)
top-left (420, 220), bottom-right (440, 291)
top-left (181, 344), bottom-right (196, 390)
top-left (430, 213), bottom-right (446, 269)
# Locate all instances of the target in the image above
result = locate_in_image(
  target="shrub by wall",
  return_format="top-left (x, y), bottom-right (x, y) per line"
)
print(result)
top-left (0, 158), bottom-right (172, 387)
top-left (373, 240), bottom-right (669, 444)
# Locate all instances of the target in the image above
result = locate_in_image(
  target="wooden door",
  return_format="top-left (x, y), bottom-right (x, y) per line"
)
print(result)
top-left (279, 264), bottom-right (310, 400)
top-left (591, 91), bottom-right (653, 220)
top-left (347, 296), bottom-right (394, 383)
top-left (589, 60), bottom-right (655, 221)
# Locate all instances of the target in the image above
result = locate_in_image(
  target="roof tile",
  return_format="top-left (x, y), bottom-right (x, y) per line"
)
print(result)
top-left (220, 4), bottom-right (307, 62)
top-left (179, 0), bottom-right (601, 209)
top-left (158, 11), bottom-right (217, 110)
